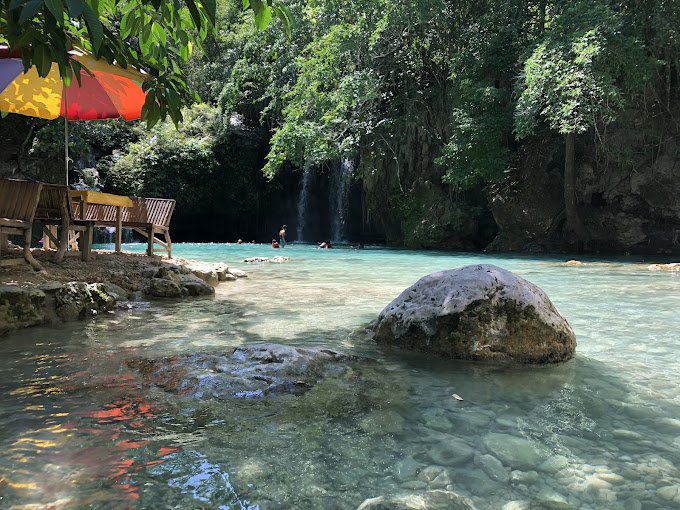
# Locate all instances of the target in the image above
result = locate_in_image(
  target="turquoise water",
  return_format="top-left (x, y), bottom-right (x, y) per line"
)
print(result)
top-left (1, 243), bottom-right (680, 509)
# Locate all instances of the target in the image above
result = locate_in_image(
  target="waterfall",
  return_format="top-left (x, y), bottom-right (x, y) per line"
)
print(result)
top-left (296, 165), bottom-right (313, 242)
top-left (330, 158), bottom-right (354, 243)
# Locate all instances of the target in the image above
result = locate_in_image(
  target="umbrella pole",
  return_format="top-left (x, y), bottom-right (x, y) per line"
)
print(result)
top-left (64, 96), bottom-right (68, 186)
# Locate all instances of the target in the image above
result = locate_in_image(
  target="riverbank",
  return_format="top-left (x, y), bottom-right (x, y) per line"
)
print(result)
top-left (0, 250), bottom-right (247, 335)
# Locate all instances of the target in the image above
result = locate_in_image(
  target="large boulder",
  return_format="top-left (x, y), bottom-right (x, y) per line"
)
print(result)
top-left (372, 264), bottom-right (575, 363)
top-left (0, 285), bottom-right (46, 335)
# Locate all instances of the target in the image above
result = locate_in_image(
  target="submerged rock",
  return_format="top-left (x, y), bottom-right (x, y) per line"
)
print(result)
top-left (356, 490), bottom-right (476, 510)
top-left (371, 264), bottom-right (575, 363)
top-left (0, 285), bottom-right (46, 335)
top-left (128, 343), bottom-right (356, 400)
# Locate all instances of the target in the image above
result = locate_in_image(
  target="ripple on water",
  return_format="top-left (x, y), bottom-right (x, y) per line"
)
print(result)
top-left (1, 244), bottom-right (680, 508)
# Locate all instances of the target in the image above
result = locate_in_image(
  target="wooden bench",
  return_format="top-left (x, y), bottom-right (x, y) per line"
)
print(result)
top-left (72, 197), bottom-right (175, 257)
top-left (35, 184), bottom-right (95, 263)
top-left (0, 179), bottom-right (44, 270)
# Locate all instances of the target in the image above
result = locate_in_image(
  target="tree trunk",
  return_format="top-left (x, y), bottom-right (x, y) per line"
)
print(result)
top-left (563, 132), bottom-right (583, 239)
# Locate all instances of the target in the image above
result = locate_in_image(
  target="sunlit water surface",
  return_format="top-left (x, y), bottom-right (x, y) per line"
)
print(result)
top-left (1, 243), bottom-right (679, 509)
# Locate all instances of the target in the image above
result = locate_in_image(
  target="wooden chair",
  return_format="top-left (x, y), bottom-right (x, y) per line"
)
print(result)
top-left (0, 179), bottom-right (43, 270)
top-left (35, 184), bottom-right (95, 263)
top-left (72, 197), bottom-right (175, 257)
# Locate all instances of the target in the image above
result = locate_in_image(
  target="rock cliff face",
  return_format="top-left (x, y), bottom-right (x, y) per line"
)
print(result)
top-left (488, 111), bottom-right (680, 255)
top-left (371, 265), bottom-right (576, 364)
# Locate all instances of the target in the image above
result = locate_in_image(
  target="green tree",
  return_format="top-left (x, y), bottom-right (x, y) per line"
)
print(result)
top-left (0, 0), bottom-right (290, 125)
top-left (514, 0), bottom-right (650, 237)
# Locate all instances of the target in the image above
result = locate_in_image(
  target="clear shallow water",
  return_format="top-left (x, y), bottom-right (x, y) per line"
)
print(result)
top-left (1, 243), bottom-right (680, 509)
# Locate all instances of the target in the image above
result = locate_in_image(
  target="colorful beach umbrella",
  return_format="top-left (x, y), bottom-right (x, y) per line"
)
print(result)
top-left (0, 46), bottom-right (147, 183)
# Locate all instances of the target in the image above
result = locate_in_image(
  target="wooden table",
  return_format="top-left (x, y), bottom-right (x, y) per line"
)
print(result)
top-left (69, 190), bottom-right (133, 252)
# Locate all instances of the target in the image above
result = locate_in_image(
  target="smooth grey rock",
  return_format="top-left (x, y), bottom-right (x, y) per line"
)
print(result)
top-left (54, 282), bottom-right (115, 321)
top-left (228, 268), bottom-right (248, 278)
top-left (356, 490), bottom-right (477, 510)
top-left (0, 285), bottom-right (46, 334)
top-left (534, 488), bottom-right (575, 509)
top-left (372, 264), bottom-right (575, 363)
top-left (128, 343), bottom-right (356, 400)
top-left (510, 470), bottom-right (540, 485)
top-left (502, 502), bottom-right (531, 510)
top-left (177, 273), bottom-right (215, 296)
top-left (393, 457), bottom-right (423, 481)
top-left (538, 455), bottom-right (570, 474)
top-left (147, 270), bottom-right (185, 298)
top-left (474, 453), bottom-right (510, 482)
top-left (426, 438), bottom-right (475, 466)
top-left (482, 433), bottom-right (550, 470)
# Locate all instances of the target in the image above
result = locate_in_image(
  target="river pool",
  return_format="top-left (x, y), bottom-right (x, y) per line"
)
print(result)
top-left (1, 243), bottom-right (679, 509)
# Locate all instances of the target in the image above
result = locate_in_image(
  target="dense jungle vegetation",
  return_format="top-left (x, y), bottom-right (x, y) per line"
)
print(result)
top-left (1, 0), bottom-right (679, 253)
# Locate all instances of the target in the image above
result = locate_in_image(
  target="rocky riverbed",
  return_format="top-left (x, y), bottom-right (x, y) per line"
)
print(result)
top-left (0, 251), bottom-right (247, 335)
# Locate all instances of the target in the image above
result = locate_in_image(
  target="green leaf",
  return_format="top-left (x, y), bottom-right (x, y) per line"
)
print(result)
top-left (1, 111), bottom-right (8, 118)
top-left (43, 0), bottom-right (63, 24)
top-left (19, 0), bottom-right (43, 23)
top-left (33, 44), bottom-right (53, 77)
top-left (185, 0), bottom-right (202, 31)
top-left (70, 59), bottom-right (84, 86)
top-left (272, 4), bottom-right (292, 36)
top-left (151, 22), bottom-right (167, 45)
top-left (120, 10), bottom-right (134, 39)
top-left (199, 0), bottom-right (215, 24)
top-left (82, 3), bottom-right (104, 53)
top-left (242, 0), bottom-right (249, 9)
top-left (251, 0), bottom-right (271, 30)
top-left (65, 0), bottom-right (84, 16)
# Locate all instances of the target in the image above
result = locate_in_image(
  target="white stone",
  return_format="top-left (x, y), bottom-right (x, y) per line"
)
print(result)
top-left (229, 268), bottom-right (248, 278)
top-left (502, 502), bottom-right (531, 510)
top-left (657, 485), bottom-right (679, 501)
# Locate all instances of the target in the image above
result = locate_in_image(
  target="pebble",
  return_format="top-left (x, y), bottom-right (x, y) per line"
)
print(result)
top-left (474, 454), bottom-right (510, 483)
top-left (535, 488), bottom-right (576, 509)
top-left (597, 472), bottom-right (626, 485)
top-left (657, 485), bottom-right (679, 501)
top-left (482, 433), bottom-right (550, 470)
top-left (502, 501), bottom-right (531, 510)
top-left (539, 455), bottom-right (570, 474)
top-left (510, 470), bottom-right (539, 485)
top-left (427, 438), bottom-right (475, 466)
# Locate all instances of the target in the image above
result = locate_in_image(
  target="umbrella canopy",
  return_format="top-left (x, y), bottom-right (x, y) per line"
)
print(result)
top-left (0, 47), bottom-right (147, 120)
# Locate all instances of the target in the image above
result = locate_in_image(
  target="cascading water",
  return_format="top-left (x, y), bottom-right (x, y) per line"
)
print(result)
top-left (330, 158), bottom-right (354, 243)
top-left (296, 165), bottom-right (313, 242)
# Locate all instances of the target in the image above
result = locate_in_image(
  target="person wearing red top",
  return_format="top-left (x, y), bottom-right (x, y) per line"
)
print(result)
top-left (271, 239), bottom-right (280, 248)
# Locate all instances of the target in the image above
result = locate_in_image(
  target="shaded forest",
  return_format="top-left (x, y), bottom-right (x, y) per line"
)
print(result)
top-left (1, 0), bottom-right (679, 254)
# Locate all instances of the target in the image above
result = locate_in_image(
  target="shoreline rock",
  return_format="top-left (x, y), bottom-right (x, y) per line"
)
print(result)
top-left (0, 252), bottom-right (248, 336)
top-left (371, 264), bottom-right (576, 364)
